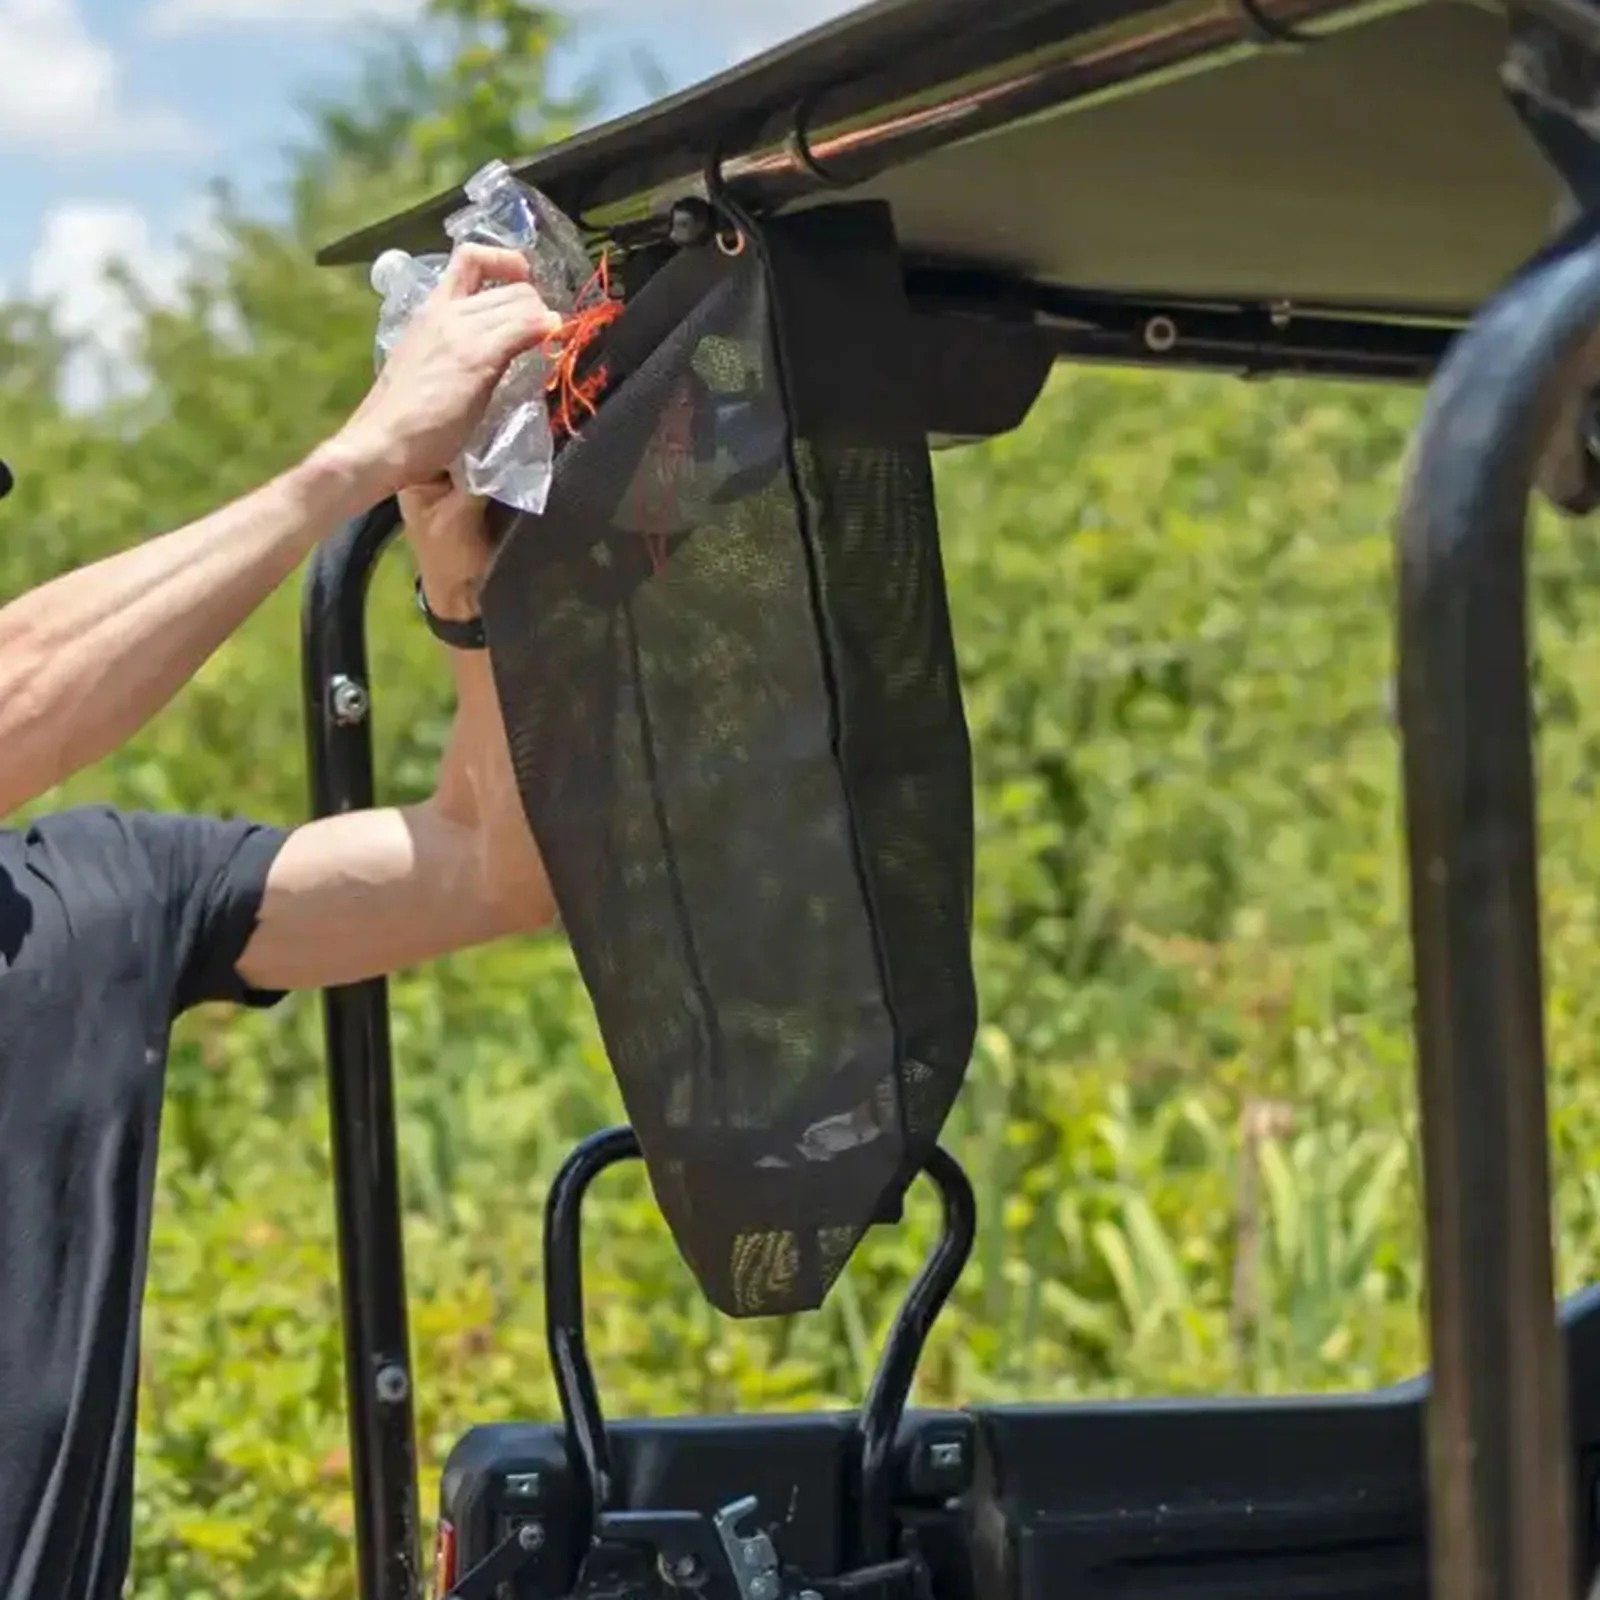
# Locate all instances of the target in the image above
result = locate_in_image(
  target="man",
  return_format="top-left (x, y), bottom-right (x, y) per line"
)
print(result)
top-left (0, 243), bottom-right (561, 1599)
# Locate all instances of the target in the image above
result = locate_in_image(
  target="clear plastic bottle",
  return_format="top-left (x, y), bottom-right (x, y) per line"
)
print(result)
top-left (370, 248), bottom-right (445, 370)
top-left (369, 162), bottom-right (595, 515)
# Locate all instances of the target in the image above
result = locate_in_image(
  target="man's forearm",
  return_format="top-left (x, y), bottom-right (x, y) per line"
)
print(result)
top-left (416, 552), bottom-right (554, 932)
top-left (240, 577), bottom-right (553, 991)
top-left (0, 442), bottom-right (385, 818)
top-left (233, 503), bottom-right (555, 994)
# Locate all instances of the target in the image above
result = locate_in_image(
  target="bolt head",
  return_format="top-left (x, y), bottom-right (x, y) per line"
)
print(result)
top-left (374, 1363), bottom-right (409, 1403)
top-left (329, 675), bottom-right (369, 726)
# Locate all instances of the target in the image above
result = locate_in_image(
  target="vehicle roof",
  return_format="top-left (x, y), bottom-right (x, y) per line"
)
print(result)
top-left (321, 0), bottom-right (1556, 372)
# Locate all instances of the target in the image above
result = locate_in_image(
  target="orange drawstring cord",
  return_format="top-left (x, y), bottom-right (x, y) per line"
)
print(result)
top-left (540, 252), bottom-right (676, 579)
top-left (543, 253), bottom-right (623, 445)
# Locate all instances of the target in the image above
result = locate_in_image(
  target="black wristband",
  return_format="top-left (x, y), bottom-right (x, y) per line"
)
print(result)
top-left (414, 575), bottom-right (487, 650)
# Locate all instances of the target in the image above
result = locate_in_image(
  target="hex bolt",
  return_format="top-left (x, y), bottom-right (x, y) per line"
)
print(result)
top-left (329, 674), bottom-right (370, 727)
top-left (517, 1522), bottom-right (546, 1553)
top-left (670, 1554), bottom-right (703, 1584)
top-left (374, 1363), bottom-right (409, 1403)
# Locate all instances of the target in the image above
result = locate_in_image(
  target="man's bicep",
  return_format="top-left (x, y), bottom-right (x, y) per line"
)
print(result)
top-left (127, 812), bottom-right (291, 1013)
top-left (236, 804), bottom-right (521, 993)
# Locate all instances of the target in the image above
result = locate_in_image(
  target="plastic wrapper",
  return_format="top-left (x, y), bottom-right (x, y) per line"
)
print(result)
top-left (369, 159), bottom-right (595, 514)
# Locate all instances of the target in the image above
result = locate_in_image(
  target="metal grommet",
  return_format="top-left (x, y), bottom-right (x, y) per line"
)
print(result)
top-left (716, 227), bottom-right (747, 258)
top-left (1143, 315), bottom-right (1179, 354)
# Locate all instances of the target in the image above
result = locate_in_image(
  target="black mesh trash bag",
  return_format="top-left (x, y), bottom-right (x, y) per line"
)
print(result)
top-left (480, 201), bottom-right (976, 1316)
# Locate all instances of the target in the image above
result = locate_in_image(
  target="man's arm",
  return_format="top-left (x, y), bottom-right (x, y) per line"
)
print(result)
top-left (0, 452), bottom-right (376, 821)
top-left (0, 244), bottom-right (559, 821)
top-left (234, 483), bottom-right (555, 991)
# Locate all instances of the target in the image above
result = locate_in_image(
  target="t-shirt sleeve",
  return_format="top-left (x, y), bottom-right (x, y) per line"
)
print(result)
top-left (127, 812), bottom-right (292, 1015)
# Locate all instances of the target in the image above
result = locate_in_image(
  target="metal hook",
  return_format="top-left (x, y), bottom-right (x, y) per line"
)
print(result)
top-left (702, 138), bottom-right (765, 250)
top-left (784, 91), bottom-right (850, 190)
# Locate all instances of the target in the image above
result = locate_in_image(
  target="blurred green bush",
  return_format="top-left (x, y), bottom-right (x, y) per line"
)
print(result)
top-left (112, 366), bottom-right (1600, 1600)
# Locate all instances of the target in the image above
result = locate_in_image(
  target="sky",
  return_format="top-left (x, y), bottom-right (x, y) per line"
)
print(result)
top-left (0, 0), bottom-right (857, 395)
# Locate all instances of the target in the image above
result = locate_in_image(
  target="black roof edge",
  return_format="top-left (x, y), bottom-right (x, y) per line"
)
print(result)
top-left (314, 0), bottom-right (1064, 266)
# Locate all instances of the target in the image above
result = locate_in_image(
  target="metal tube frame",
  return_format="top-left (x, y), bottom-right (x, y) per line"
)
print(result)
top-left (301, 498), bottom-right (423, 1600)
top-left (320, 0), bottom-right (1429, 276)
top-left (691, 0), bottom-right (1417, 225)
top-left (1396, 214), bottom-right (1600, 1600)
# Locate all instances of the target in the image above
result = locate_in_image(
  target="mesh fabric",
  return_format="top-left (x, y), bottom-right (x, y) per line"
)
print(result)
top-left (481, 203), bottom-right (975, 1315)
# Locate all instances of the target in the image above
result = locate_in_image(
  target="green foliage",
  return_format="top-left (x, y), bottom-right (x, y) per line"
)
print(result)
top-left (292, 0), bottom-right (592, 245)
top-left (8, 5), bottom-right (1600, 1596)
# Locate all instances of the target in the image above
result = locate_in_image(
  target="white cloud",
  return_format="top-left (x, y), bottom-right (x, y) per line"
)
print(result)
top-left (144, 0), bottom-right (422, 32)
top-left (25, 198), bottom-right (224, 410)
top-left (0, 0), bottom-right (193, 154)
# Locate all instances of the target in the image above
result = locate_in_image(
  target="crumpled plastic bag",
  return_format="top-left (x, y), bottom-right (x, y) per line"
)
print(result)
top-left (370, 158), bottom-right (594, 515)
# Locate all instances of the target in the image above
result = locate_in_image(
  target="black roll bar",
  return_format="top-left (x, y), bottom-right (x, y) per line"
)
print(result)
top-left (1396, 213), bottom-right (1600, 1600)
top-left (301, 498), bottom-right (423, 1600)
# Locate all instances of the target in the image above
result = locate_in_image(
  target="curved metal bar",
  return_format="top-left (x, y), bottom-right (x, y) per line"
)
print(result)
top-left (543, 1125), bottom-right (642, 1538)
top-left (1395, 212), bottom-right (1600, 1600)
top-left (301, 498), bottom-right (421, 1600)
top-left (543, 1127), bottom-right (976, 1568)
top-left (855, 1149), bottom-right (977, 1565)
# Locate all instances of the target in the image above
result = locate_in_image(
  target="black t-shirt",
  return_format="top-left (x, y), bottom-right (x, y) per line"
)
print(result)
top-left (0, 806), bottom-right (289, 1600)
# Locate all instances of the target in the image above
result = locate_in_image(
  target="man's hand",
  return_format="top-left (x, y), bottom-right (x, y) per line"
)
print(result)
top-left (333, 245), bottom-right (561, 498)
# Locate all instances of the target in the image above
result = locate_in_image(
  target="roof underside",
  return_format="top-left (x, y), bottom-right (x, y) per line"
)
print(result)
top-left (848, 3), bottom-right (1552, 314)
top-left (321, 0), bottom-right (1556, 325)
